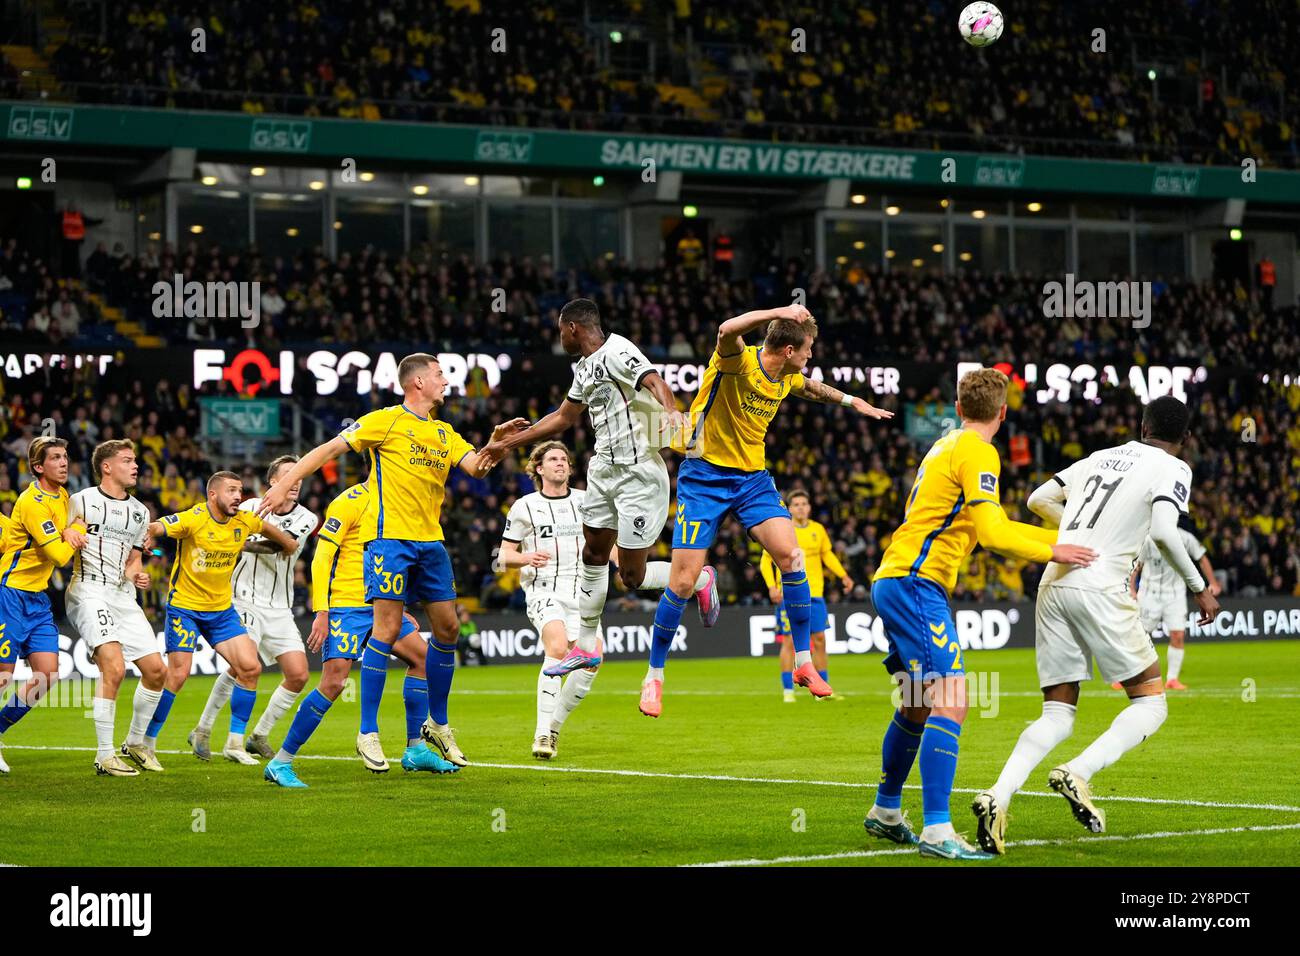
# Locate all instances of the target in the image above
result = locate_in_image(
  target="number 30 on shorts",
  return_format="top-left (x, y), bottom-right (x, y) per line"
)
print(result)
top-left (378, 571), bottom-right (405, 595)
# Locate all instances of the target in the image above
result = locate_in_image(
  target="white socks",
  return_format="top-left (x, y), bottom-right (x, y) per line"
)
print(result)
top-left (794, 650), bottom-right (812, 668)
top-left (93, 697), bottom-right (116, 760)
top-left (127, 685), bottom-right (162, 746)
top-left (198, 670), bottom-right (237, 731)
top-left (638, 562), bottom-right (709, 593)
top-left (537, 659), bottom-right (562, 737)
top-left (991, 700), bottom-right (1076, 807)
top-left (552, 666), bottom-right (598, 731)
top-left (1166, 645), bottom-right (1185, 681)
top-left (921, 822), bottom-right (957, 843)
top-left (1067, 694), bottom-right (1168, 781)
top-left (253, 684), bottom-right (300, 738)
top-left (645, 666), bottom-right (664, 682)
top-left (577, 563), bottom-right (609, 653)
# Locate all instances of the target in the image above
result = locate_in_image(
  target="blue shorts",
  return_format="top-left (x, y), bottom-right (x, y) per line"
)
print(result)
top-left (323, 606), bottom-right (420, 662)
top-left (674, 458), bottom-right (789, 550)
top-left (363, 539), bottom-right (456, 604)
top-left (164, 604), bottom-right (246, 653)
top-left (0, 589), bottom-right (59, 663)
top-left (871, 576), bottom-right (964, 679)
top-left (775, 597), bottom-right (828, 641)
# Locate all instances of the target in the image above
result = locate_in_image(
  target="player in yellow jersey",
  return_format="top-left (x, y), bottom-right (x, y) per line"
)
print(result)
top-left (262, 481), bottom-right (456, 787)
top-left (861, 368), bottom-right (1096, 860)
top-left (642, 303), bottom-right (893, 717)
top-left (0, 437), bottom-right (86, 774)
top-left (259, 353), bottom-right (514, 767)
top-left (760, 489), bottom-right (854, 702)
top-left (138, 472), bottom-right (297, 767)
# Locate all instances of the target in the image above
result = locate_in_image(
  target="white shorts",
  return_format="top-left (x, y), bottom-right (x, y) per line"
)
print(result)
top-left (525, 590), bottom-right (601, 649)
top-left (1138, 592), bottom-right (1188, 635)
top-left (234, 601), bottom-right (306, 666)
top-left (66, 579), bottom-right (161, 663)
top-left (582, 455), bottom-right (670, 550)
top-left (1035, 585), bottom-right (1159, 687)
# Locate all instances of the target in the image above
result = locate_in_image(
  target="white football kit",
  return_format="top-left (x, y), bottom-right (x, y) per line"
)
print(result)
top-left (231, 498), bottom-right (317, 665)
top-left (566, 333), bottom-right (671, 549)
top-left (65, 487), bottom-right (160, 663)
top-left (503, 489), bottom-right (600, 640)
top-left (1031, 441), bottom-right (1203, 686)
top-left (1137, 530), bottom-right (1207, 634)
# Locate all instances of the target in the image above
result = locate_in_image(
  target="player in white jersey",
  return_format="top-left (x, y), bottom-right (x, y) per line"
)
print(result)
top-left (972, 397), bottom-right (1220, 854)
top-left (189, 455), bottom-right (318, 764)
top-left (64, 440), bottom-right (166, 776)
top-left (496, 441), bottom-right (609, 759)
top-left (484, 298), bottom-right (720, 677)
top-left (1131, 516), bottom-right (1220, 690)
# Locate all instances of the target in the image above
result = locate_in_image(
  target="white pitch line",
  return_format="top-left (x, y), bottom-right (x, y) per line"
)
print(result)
top-left (684, 821), bottom-right (1300, 867)
top-left (6, 744), bottom-right (1300, 813)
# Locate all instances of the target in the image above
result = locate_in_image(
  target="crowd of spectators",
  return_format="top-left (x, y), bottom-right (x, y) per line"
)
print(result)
top-left (2, 254), bottom-right (1297, 618)
top-left (42, 0), bottom-right (1299, 167)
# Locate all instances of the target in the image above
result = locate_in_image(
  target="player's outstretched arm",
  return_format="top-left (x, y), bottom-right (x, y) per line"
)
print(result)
top-left (1026, 477), bottom-right (1068, 528)
top-left (969, 502), bottom-right (1096, 567)
top-left (717, 303), bottom-right (810, 354)
top-left (791, 378), bottom-right (894, 420)
top-left (486, 399), bottom-right (585, 459)
top-left (258, 436), bottom-right (351, 517)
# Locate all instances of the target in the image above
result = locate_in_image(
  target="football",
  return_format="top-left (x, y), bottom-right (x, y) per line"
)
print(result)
top-left (959, 2), bottom-right (1005, 46)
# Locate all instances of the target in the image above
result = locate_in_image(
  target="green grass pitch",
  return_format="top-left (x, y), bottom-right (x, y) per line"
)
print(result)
top-left (1, 641), bottom-right (1295, 867)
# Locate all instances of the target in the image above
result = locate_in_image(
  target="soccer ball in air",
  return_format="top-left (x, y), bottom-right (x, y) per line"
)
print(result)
top-left (959, 2), bottom-right (1004, 47)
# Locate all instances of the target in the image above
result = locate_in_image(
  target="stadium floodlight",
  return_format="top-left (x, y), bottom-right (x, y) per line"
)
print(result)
top-left (359, 172), bottom-right (375, 182)
top-left (610, 31), bottom-right (623, 43)
top-left (1148, 69), bottom-right (1157, 81)
top-left (250, 167), bottom-right (266, 176)
top-left (1027, 202), bottom-right (1042, 212)
top-left (201, 175), bottom-right (218, 186)
top-left (971, 209), bottom-right (987, 219)
top-left (412, 184), bottom-right (429, 195)
top-left (886, 205), bottom-right (900, 215)
top-left (682, 204), bottom-right (699, 218)
top-left (1229, 228), bottom-right (1243, 240)
top-left (309, 180), bottom-right (325, 191)
top-left (592, 175), bottom-right (605, 186)
top-left (851, 193), bottom-right (867, 204)
top-left (16, 176), bottom-right (32, 189)
top-left (189, 224), bottom-right (203, 234)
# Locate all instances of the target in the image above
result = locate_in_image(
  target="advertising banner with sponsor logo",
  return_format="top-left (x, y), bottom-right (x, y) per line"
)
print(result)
top-left (33, 598), bottom-right (1300, 681)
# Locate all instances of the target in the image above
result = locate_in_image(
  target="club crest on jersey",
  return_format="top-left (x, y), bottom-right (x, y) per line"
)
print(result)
top-left (1173, 481), bottom-right (1188, 503)
top-left (234, 528), bottom-right (243, 541)
top-left (132, 512), bottom-right (144, 524)
top-left (979, 472), bottom-right (997, 494)
top-left (593, 363), bottom-right (606, 381)
top-left (438, 427), bottom-right (447, 443)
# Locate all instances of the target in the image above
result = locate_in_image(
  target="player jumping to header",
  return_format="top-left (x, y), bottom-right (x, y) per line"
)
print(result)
top-left (644, 303), bottom-right (893, 717)
top-left (259, 353), bottom-right (513, 768)
top-left (972, 396), bottom-right (1219, 855)
top-left (483, 298), bottom-right (719, 680)
top-left (863, 368), bottom-right (1096, 860)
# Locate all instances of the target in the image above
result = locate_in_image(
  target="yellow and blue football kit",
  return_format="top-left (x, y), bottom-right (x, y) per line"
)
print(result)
top-left (340, 404), bottom-right (473, 604)
top-left (311, 483), bottom-right (417, 662)
top-left (871, 428), bottom-right (1055, 679)
top-left (0, 481), bottom-right (73, 663)
top-left (760, 518), bottom-right (848, 637)
top-left (160, 503), bottom-right (264, 652)
top-left (671, 345), bottom-right (801, 549)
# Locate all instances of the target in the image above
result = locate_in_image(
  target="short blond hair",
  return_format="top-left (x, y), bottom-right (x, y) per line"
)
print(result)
top-left (28, 436), bottom-right (68, 476)
top-left (525, 441), bottom-right (574, 488)
top-left (957, 368), bottom-right (1008, 423)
